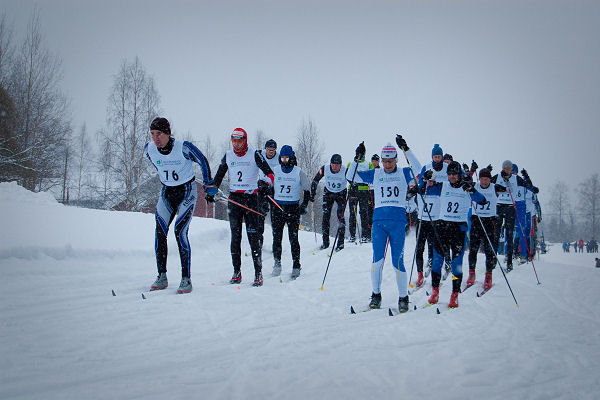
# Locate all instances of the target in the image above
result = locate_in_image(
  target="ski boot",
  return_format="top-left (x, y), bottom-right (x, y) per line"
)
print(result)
top-left (369, 292), bottom-right (382, 309)
top-left (506, 262), bottom-right (513, 272)
top-left (349, 236), bottom-right (356, 243)
top-left (320, 240), bottom-right (330, 250)
top-left (428, 286), bottom-right (440, 304)
top-left (177, 277), bottom-right (193, 294)
top-left (360, 237), bottom-right (369, 244)
top-left (398, 295), bottom-right (409, 313)
top-left (483, 271), bottom-right (493, 290)
top-left (252, 272), bottom-right (263, 287)
top-left (291, 268), bottom-right (301, 280)
top-left (229, 270), bottom-right (242, 284)
top-left (335, 242), bottom-right (344, 252)
top-left (519, 256), bottom-right (528, 264)
top-left (448, 291), bottom-right (459, 308)
top-left (466, 269), bottom-right (476, 286)
top-left (150, 272), bottom-right (168, 291)
top-left (415, 271), bottom-right (424, 288)
top-left (272, 259), bottom-right (282, 277)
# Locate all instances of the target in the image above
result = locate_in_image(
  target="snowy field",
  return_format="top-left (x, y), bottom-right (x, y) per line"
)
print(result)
top-left (1, 181), bottom-right (599, 400)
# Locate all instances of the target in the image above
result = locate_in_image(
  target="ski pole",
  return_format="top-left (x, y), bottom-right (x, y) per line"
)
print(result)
top-left (319, 143), bottom-right (362, 290)
top-left (267, 195), bottom-right (283, 211)
top-left (312, 201), bottom-right (317, 244)
top-left (400, 147), bottom-right (453, 275)
top-left (470, 200), bottom-right (519, 308)
top-left (218, 190), bottom-right (265, 217)
top-left (507, 185), bottom-right (541, 284)
top-left (408, 185), bottom-right (429, 289)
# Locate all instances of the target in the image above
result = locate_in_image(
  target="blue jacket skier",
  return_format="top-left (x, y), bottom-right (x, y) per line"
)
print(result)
top-left (347, 135), bottom-right (421, 313)
top-left (144, 117), bottom-right (216, 294)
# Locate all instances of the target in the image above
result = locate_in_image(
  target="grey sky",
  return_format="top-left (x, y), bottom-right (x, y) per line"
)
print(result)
top-left (3, 0), bottom-right (599, 201)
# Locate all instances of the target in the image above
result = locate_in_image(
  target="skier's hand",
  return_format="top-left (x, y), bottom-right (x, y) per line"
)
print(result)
top-left (423, 169), bottom-right (434, 181)
top-left (470, 160), bottom-right (478, 172)
top-left (258, 180), bottom-right (270, 196)
top-left (486, 164), bottom-right (493, 172)
top-left (206, 193), bottom-right (216, 203)
top-left (298, 204), bottom-right (307, 215)
top-left (462, 163), bottom-right (470, 173)
top-left (406, 185), bottom-right (418, 200)
top-left (501, 170), bottom-right (510, 182)
top-left (461, 181), bottom-right (476, 194)
top-left (395, 134), bottom-right (409, 151)
top-left (521, 169), bottom-right (530, 180)
top-left (354, 142), bottom-right (366, 162)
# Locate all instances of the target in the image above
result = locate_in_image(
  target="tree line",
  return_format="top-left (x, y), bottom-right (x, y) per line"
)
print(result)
top-left (0, 11), bottom-right (328, 233)
top-left (543, 174), bottom-right (599, 243)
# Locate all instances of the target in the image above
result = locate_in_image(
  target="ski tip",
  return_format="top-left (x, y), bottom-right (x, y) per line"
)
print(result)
top-left (141, 293), bottom-right (146, 300)
top-left (350, 306), bottom-right (356, 314)
top-left (413, 305), bottom-right (417, 311)
top-left (279, 277), bottom-right (283, 283)
top-left (408, 283), bottom-right (414, 288)
top-left (388, 308), bottom-right (393, 316)
top-left (436, 308), bottom-right (440, 314)
top-left (426, 290), bottom-right (430, 296)
top-left (111, 289), bottom-right (116, 296)
top-left (318, 286), bottom-right (324, 291)
top-left (476, 292), bottom-right (480, 297)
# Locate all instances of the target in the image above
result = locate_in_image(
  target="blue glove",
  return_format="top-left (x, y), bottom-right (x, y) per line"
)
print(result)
top-left (205, 186), bottom-right (218, 197)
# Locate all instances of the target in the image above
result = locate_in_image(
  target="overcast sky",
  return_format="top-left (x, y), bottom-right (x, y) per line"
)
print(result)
top-left (3, 0), bottom-right (599, 202)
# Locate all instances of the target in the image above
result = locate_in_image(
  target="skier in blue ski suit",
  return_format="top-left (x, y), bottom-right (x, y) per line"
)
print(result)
top-left (346, 135), bottom-right (421, 313)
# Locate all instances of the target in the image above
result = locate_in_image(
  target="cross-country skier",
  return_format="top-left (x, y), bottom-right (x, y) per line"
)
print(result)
top-left (413, 144), bottom-right (447, 288)
top-left (210, 128), bottom-right (275, 287)
top-left (347, 135), bottom-right (421, 313)
top-left (257, 139), bottom-right (279, 245)
top-left (145, 117), bottom-right (216, 294)
top-left (270, 145), bottom-right (311, 278)
top-left (310, 154), bottom-right (348, 251)
top-left (466, 167), bottom-right (506, 290)
top-left (491, 160), bottom-right (537, 271)
top-left (346, 152), bottom-right (372, 243)
top-left (421, 160), bottom-right (487, 308)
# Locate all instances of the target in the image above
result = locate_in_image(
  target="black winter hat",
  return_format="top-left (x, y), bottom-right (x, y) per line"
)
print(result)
top-left (330, 154), bottom-right (342, 164)
top-left (150, 117), bottom-right (171, 135)
top-left (265, 139), bottom-right (277, 149)
top-left (479, 168), bottom-right (492, 179)
top-left (447, 161), bottom-right (462, 175)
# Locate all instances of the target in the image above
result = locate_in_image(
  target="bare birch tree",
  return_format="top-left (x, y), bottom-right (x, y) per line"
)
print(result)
top-left (578, 173), bottom-right (600, 239)
top-left (106, 57), bottom-right (159, 210)
top-left (5, 11), bottom-right (71, 191)
top-left (296, 118), bottom-right (324, 233)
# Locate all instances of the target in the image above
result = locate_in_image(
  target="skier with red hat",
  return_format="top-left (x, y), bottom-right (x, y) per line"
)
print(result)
top-left (211, 128), bottom-right (275, 286)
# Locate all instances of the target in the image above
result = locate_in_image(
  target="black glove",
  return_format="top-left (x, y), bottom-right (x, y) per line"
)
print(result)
top-left (423, 169), bottom-right (434, 181)
top-left (471, 160), bottom-right (478, 172)
top-left (406, 185), bottom-right (418, 200)
top-left (486, 164), bottom-right (493, 172)
top-left (462, 181), bottom-right (476, 194)
top-left (462, 163), bottom-right (469, 172)
top-left (354, 142), bottom-right (366, 161)
top-left (395, 134), bottom-right (409, 151)
top-left (521, 169), bottom-right (530, 180)
top-left (494, 184), bottom-right (507, 193)
top-left (258, 180), bottom-right (270, 196)
top-left (532, 186), bottom-right (539, 194)
top-left (206, 193), bottom-right (216, 203)
top-left (299, 204), bottom-right (307, 215)
top-left (501, 170), bottom-right (510, 181)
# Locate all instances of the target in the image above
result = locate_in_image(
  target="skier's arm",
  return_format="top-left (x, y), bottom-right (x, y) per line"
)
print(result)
top-left (346, 161), bottom-right (375, 184)
top-left (310, 166), bottom-right (325, 198)
top-left (212, 154), bottom-right (228, 188)
top-left (255, 151), bottom-right (275, 185)
top-left (403, 148), bottom-right (421, 178)
top-left (183, 141), bottom-right (212, 184)
top-left (144, 143), bottom-right (159, 173)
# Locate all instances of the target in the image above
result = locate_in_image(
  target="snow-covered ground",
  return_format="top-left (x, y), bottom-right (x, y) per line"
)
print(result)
top-left (1, 181), bottom-right (599, 400)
